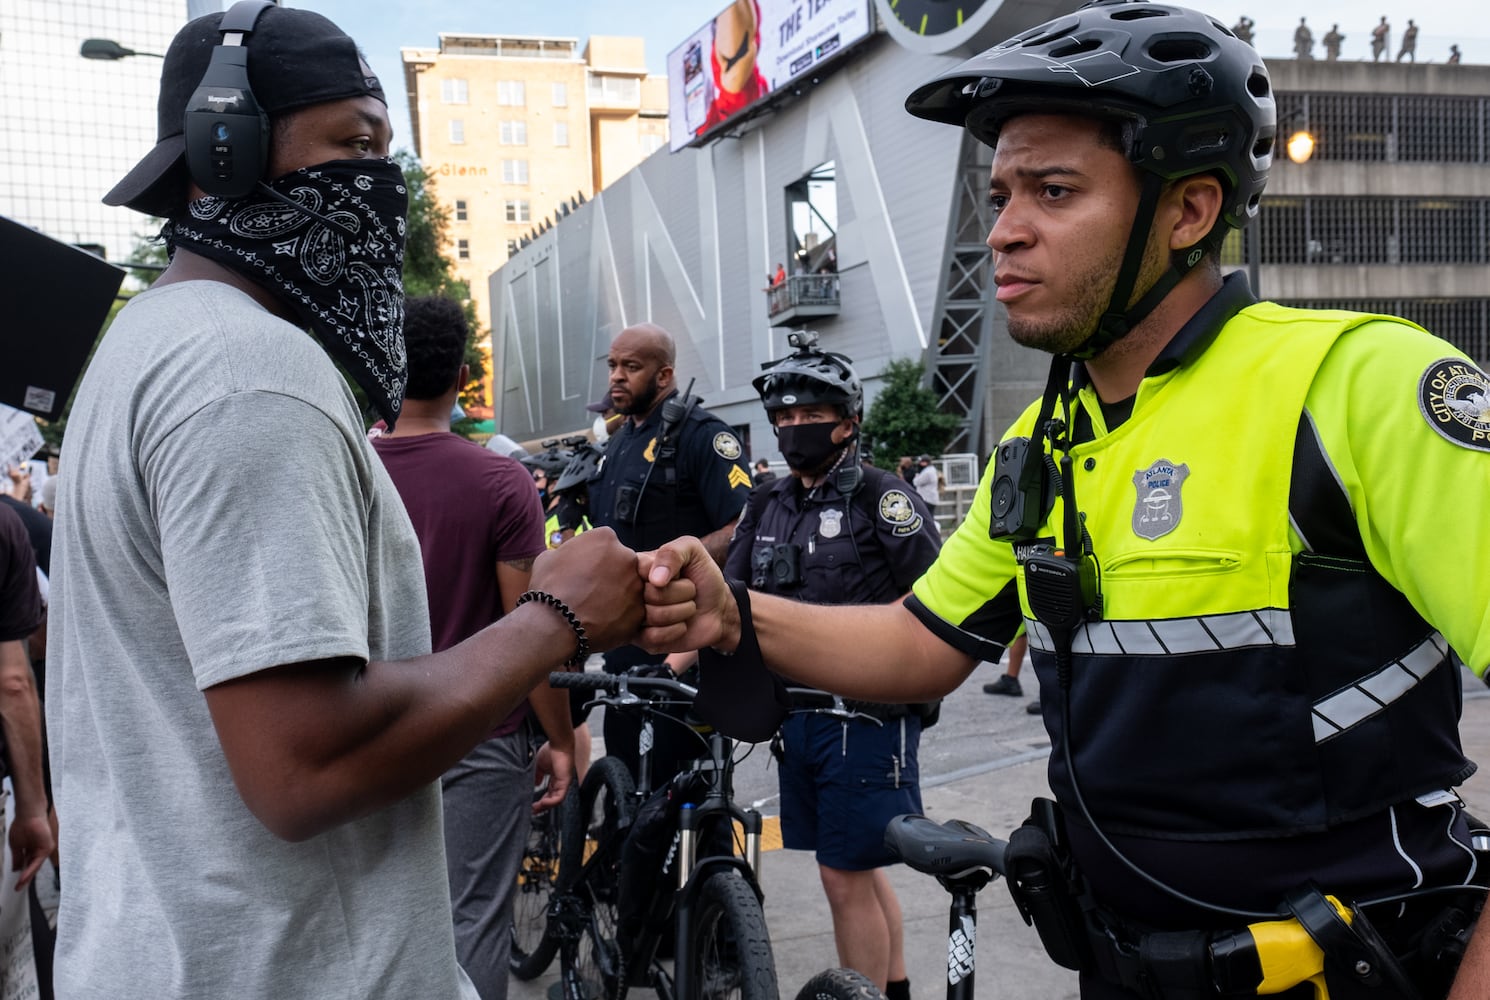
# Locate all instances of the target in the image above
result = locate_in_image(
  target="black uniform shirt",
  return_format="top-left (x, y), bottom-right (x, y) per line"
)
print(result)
top-left (589, 390), bottom-right (752, 552)
top-left (724, 459), bottom-right (941, 605)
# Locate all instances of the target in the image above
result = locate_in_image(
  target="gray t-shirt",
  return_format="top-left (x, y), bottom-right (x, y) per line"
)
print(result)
top-left (48, 282), bottom-right (476, 999)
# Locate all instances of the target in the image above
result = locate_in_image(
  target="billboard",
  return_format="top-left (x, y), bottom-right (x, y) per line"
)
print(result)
top-left (666, 0), bottom-right (873, 152)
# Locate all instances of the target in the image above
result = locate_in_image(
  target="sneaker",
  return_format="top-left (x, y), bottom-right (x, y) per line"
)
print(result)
top-left (1026, 699), bottom-right (1043, 715)
top-left (982, 674), bottom-right (1023, 697)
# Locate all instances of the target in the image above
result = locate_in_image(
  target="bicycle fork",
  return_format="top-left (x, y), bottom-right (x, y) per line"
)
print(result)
top-left (670, 802), bottom-right (767, 1000)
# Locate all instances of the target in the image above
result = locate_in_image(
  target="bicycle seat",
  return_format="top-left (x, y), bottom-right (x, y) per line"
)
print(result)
top-left (884, 814), bottom-right (1008, 887)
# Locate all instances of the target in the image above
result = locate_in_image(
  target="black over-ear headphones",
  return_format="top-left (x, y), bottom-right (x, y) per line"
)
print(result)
top-left (183, 0), bottom-right (274, 200)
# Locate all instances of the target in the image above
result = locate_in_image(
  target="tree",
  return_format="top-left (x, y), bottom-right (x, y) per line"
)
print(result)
top-left (396, 151), bottom-right (488, 425)
top-left (861, 358), bottom-right (962, 472)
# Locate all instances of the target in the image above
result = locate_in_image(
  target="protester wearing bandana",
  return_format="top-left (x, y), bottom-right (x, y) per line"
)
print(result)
top-left (48, 7), bottom-right (645, 999)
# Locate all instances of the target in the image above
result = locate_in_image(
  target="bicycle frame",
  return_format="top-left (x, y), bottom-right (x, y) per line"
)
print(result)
top-left (663, 733), bottom-right (765, 1000)
top-left (550, 670), bottom-right (771, 1000)
top-left (883, 815), bottom-right (1002, 1000)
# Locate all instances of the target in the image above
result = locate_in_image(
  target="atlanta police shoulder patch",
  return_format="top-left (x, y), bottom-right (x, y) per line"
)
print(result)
top-left (1419, 357), bottom-right (1490, 452)
top-left (879, 489), bottom-right (924, 536)
top-left (713, 431), bottom-right (743, 461)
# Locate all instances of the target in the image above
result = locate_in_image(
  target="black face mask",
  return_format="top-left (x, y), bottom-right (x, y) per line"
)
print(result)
top-left (776, 421), bottom-right (845, 475)
top-left (167, 157), bottom-right (409, 426)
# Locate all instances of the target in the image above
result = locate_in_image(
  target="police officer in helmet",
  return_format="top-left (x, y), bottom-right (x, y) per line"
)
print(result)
top-left (750, 332), bottom-right (864, 491)
top-left (644, 2), bottom-right (1490, 996)
top-left (722, 333), bottom-right (940, 996)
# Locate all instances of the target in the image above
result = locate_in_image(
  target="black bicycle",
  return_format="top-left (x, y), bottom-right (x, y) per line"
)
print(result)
top-left (510, 780), bottom-right (579, 979)
top-left (548, 669), bottom-right (779, 1000)
top-left (788, 813), bottom-right (1006, 1000)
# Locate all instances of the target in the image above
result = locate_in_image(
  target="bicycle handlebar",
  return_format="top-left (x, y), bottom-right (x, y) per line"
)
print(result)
top-left (548, 670), bottom-right (699, 702)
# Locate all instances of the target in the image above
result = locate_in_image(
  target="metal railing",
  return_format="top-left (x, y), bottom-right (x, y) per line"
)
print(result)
top-left (1223, 197), bottom-right (1488, 267)
top-left (765, 273), bottom-right (840, 317)
top-left (1277, 92), bottom-right (1490, 163)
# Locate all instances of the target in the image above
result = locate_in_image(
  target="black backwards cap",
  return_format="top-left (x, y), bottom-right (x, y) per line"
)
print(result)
top-left (104, 5), bottom-right (386, 219)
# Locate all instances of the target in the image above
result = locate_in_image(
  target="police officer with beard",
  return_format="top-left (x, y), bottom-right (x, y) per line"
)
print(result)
top-left (587, 322), bottom-right (752, 785)
top-left (721, 334), bottom-right (941, 996)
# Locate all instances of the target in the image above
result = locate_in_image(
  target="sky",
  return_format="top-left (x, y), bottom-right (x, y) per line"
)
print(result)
top-left (282, 0), bottom-right (1486, 156)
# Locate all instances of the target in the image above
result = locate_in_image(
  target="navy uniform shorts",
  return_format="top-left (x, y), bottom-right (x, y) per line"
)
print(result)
top-left (778, 711), bottom-right (922, 870)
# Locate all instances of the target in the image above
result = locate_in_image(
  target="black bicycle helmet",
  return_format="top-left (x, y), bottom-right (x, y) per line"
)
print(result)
top-left (904, 1), bottom-right (1275, 359)
top-left (752, 335), bottom-right (863, 418)
top-left (553, 441), bottom-right (604, 495)
top-left (905, 0), bottom-right (1275, 231)
top-left (521, 444), bottom-right (572, 479)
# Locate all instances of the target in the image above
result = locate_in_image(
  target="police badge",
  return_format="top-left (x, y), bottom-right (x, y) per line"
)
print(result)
top-left (1131, 459), bottom-right (1189, 540)
top-left (818, 508), bottom-right (843, 539)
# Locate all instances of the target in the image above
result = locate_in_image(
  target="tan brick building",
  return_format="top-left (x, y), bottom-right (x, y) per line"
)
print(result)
top-left (401, 33), bottom-right (668, 402)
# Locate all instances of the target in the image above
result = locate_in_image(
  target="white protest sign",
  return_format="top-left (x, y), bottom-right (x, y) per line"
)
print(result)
top-left (0, 405), bottom-right (43, 475)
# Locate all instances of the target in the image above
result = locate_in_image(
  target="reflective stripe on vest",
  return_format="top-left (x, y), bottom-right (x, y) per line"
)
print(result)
top-left (1312, 632), bottom-right (1449, 743)
top-left (1028, 614), bottom-right (1448, 747)
top-left (1025, 609), bottom-right (1296, 658)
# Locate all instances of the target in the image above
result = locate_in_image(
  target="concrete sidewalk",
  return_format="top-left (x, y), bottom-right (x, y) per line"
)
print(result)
top-left (514, 683), bottom-right (1490, 1000)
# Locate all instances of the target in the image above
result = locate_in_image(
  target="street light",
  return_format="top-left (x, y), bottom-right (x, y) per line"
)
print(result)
top-left (80, 38), bottom-right (164, 60)
top-left (1286, 129), bottom-right (1316, 165)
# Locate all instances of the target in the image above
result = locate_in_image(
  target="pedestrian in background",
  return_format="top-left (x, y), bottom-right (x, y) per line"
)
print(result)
top-left (0, 504), bottom-right (53, 999)
top-left (372, 295), bottom-right (574, 1000)
top-left (1397, 19), bottom-right (1419, 61)
top-left (912, 454), bottom-right (940, 507)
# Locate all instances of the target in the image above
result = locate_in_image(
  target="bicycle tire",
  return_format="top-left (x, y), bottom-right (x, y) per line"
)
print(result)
top-left (559, 756), bottom-right (637, 1000)
top-left (511, 784), bottom-right (577, 979)
top-left (688, 869), bottom-right (779, 1000)
top-left (792, 968), bottom-right (887, 1000)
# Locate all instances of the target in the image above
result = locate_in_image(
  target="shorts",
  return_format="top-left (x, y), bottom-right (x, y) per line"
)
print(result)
top-left (777, 712), bottom-right (922, 871)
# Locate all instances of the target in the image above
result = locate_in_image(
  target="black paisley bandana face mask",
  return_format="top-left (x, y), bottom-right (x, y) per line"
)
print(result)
top-left (167, 157), bottom-right (410, 425)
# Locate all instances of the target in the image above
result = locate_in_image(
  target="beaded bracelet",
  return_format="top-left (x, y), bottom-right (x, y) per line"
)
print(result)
top-left (515, 590), bottom-right (590, 668)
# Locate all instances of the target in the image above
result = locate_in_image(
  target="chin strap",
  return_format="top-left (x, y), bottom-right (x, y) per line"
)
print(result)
top-left (1073, 173), bottom-right (1206, 362)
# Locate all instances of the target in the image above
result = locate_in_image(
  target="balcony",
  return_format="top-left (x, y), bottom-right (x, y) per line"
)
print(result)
top-left (766, 273), bottom-right (840, 325)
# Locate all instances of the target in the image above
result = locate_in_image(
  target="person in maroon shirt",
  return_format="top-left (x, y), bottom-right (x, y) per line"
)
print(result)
top-left (0, 503), bottom-right (53, 994)
top-left (372, 296), bottom-right (571, 1000)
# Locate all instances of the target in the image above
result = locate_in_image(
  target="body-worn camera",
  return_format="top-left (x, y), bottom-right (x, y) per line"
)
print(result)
top-left (751, 542), bottom-right (804, 589)
top-left (613, 483), bottom-right (640, 526)
top-left (989, 436), bottom-right (1051, 541)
